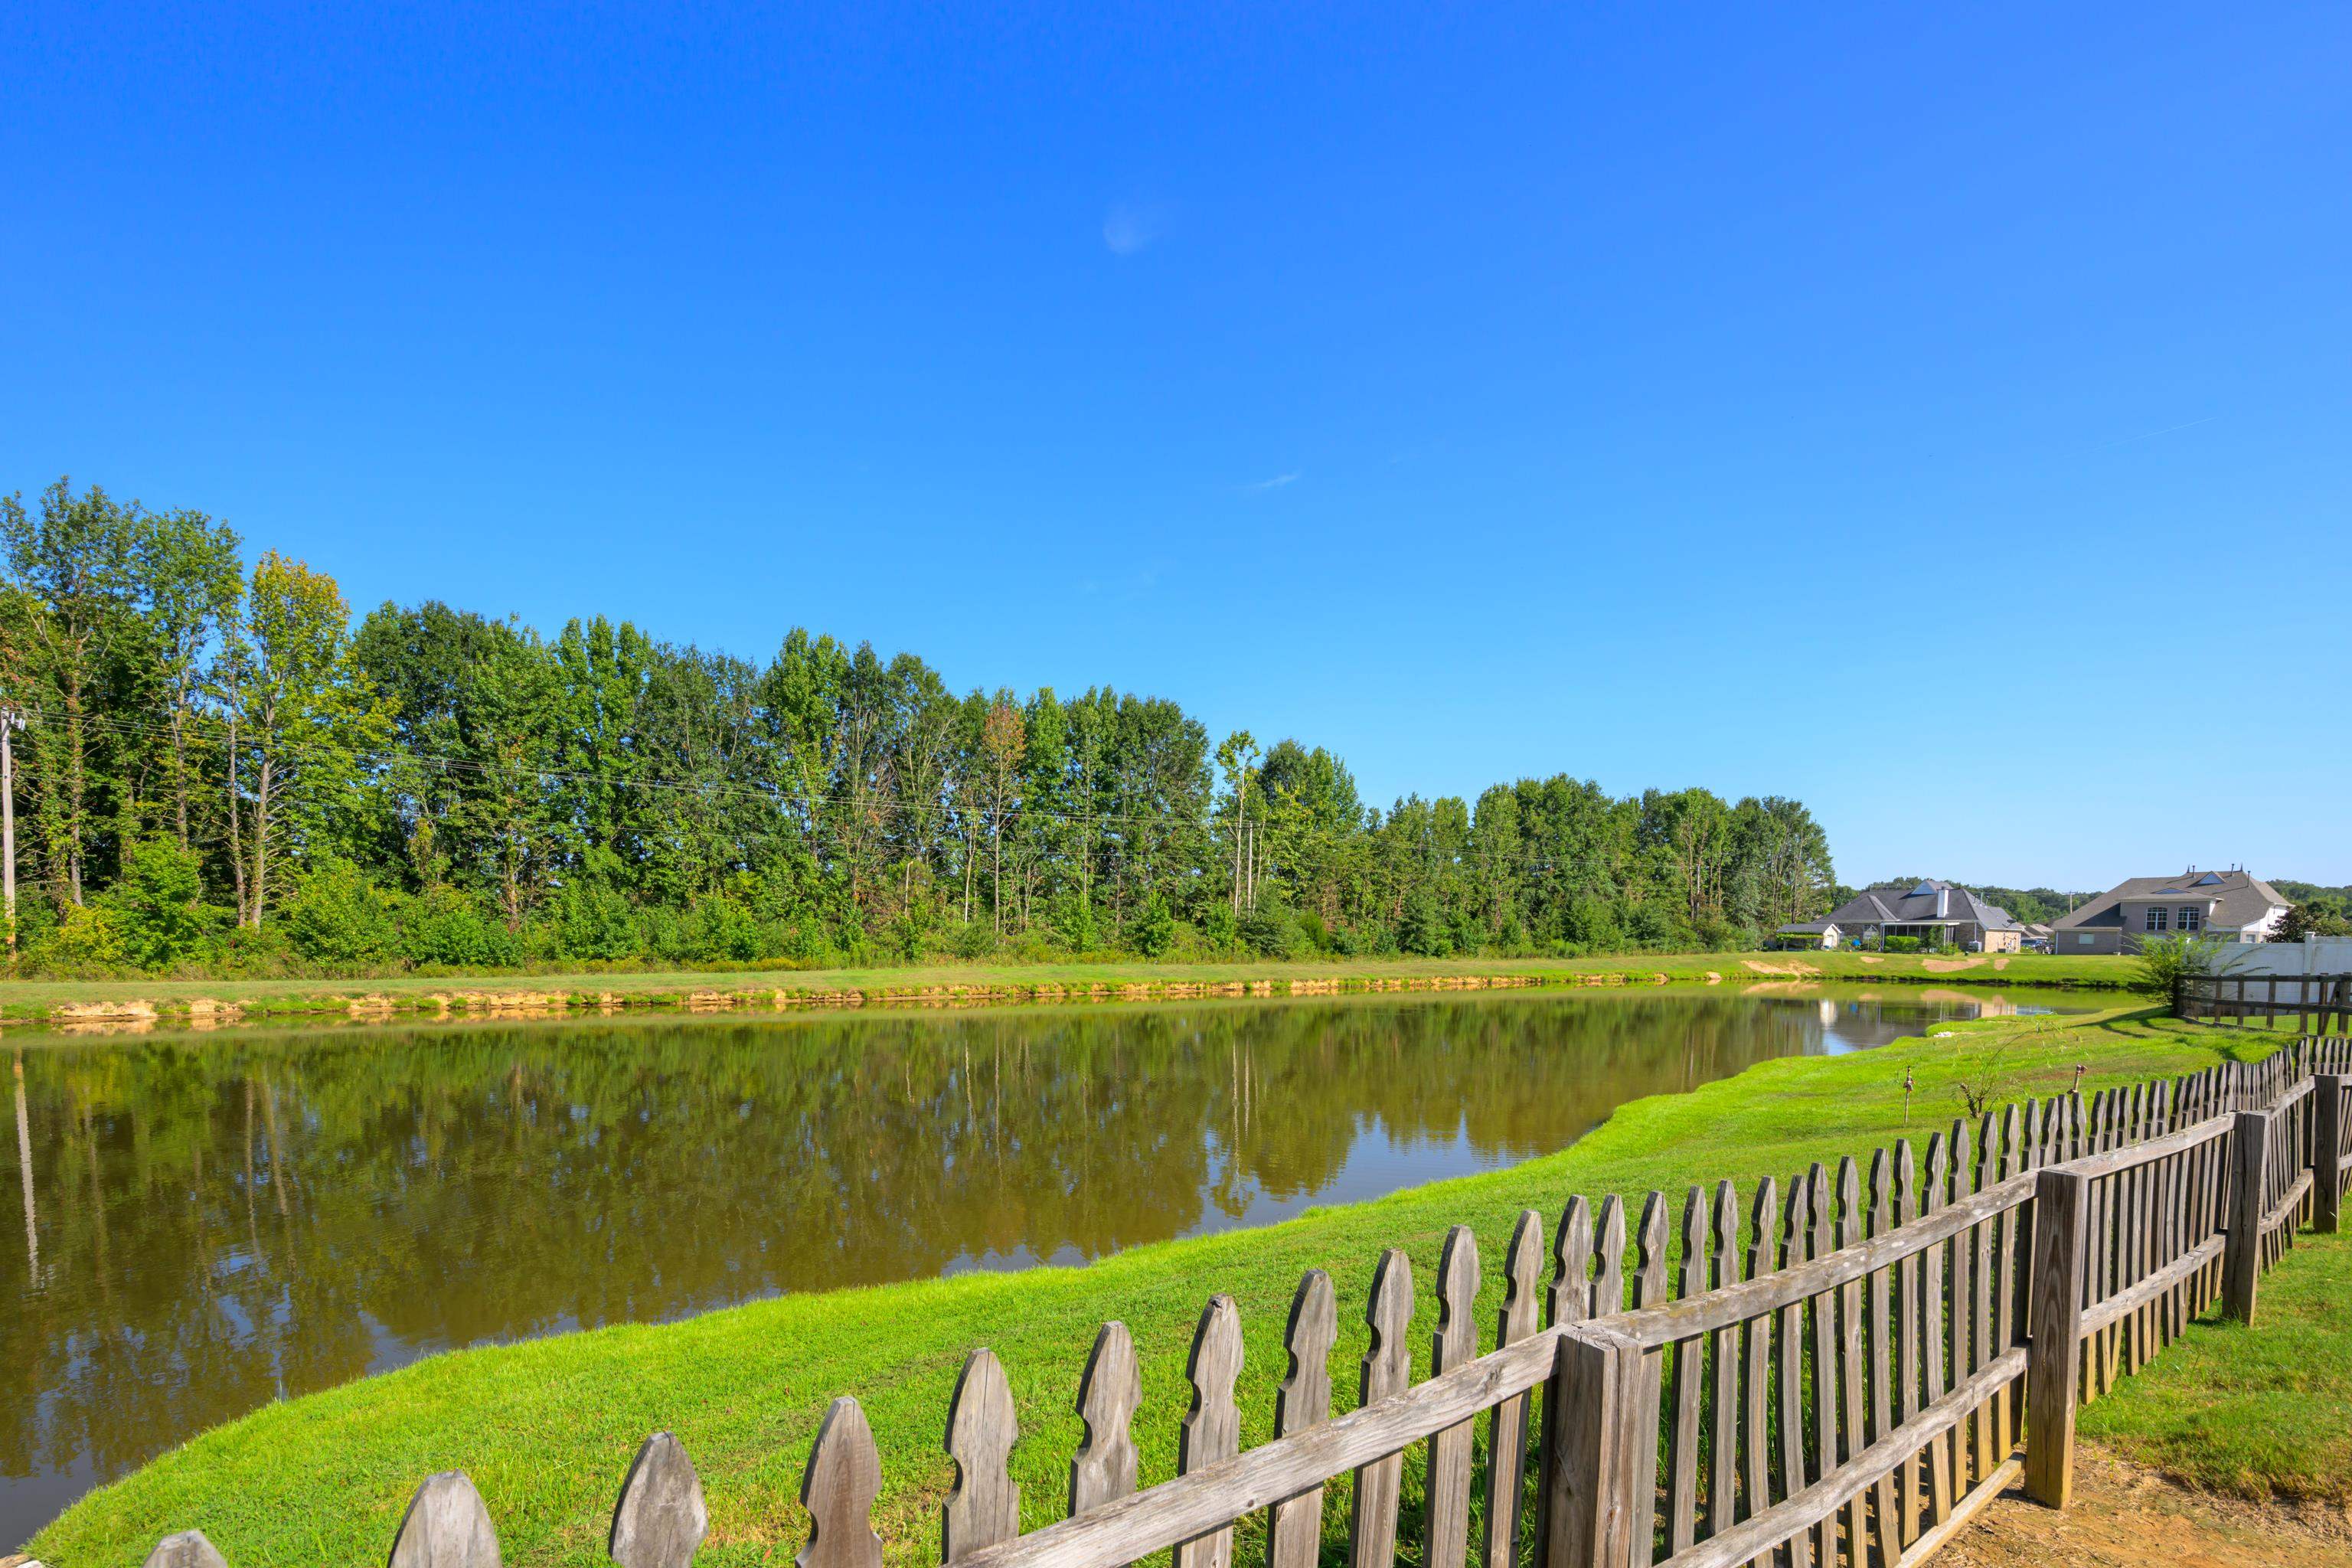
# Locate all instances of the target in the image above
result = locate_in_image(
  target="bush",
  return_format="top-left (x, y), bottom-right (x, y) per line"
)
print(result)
top-left (1883, 935), bottom-right (1922, 954)
top-left (1240, 903), bottom-right (1312, 959)
top-left (105, 837), bottom-right (214, 968)
top-left (2132, 932), bottom-right (2236, 1000)
top-left (1398, 890), bottom-right (1449, 956)
top-left (31, 902), bottom-right (127, 972)
top-left (400, 887), bottom-right (521, 968)
top-left (282, 856), bottom-right (400, 966)
top-left (550, 877), bottom-right (638, 962)
top-left (671, 893), bottom-right (761, 963)
top-left (1125, 892), bottom-right (1176, 958)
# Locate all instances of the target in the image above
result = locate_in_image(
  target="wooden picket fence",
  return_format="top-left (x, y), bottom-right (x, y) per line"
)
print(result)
top-left (2178, 971), bottom-right (2350, 1033)
top-left (99, 1041), bottom-right (2352, 1568)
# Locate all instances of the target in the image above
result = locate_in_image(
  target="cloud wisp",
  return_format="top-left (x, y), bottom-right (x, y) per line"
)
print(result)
top-left (1102, 201), bottom-right (1170, 256)
top-left (1241, 472), bottom-right (1301, 493)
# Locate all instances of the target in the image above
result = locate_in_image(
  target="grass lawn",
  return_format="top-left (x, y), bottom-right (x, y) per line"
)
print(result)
top-left (2080, 1227), bottom-right (2352, 1503)
top-left (0, 948), bottom-right (2144, 1021)
top-left (24, 1004), bottom-right (2304, 1568)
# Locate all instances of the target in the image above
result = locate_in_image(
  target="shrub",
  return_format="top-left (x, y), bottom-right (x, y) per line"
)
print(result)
top-left (400, 887), bottom-right (520, 968)
top-left (1398, 890), bottom-right (1450, 956)
top-left (2132, 932), bottom-right (2236, 1001)
top-left (550, 878), bottom-right (638, 962)
top-left (1125, 892), bottom-right (1176, 958)
top-left (31, 902), bottom-right (127, 972)
top-left (105, 837), bottom-right (214, 968)
top-left (281, 856), bottom-right (400, 966)
top-left (682, 893), bottom-right (763, 963)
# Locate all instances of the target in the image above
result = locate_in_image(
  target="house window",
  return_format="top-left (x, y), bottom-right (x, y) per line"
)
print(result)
top-left (2078, 935), bottom-right (2095, 947)
top-left (2178, 906), bottom-right (2201, 933)
top-left (2145, 906), bottom-right (2167, 933)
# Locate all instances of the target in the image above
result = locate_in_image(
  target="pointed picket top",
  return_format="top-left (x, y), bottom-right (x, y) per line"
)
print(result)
top-left (389, 1472), bottom-right (500, 1568)
top-left (1499, 1210), bottom-right (1544, 1346)
top-left (1483, 1212), bottom-right (1544, 1568)
top-left (1923, 1133), bottom-right (1949, 1214)
top-left (1362, 1249), bottom-right (1414, 1398)
top-left (1748, 1175), bottom-right (1779, 1278)
top-left (1592, 1194), bottom-right (1627, 1316)
top-left (1867, 1150), bottom-right (1890, 1237)
top-left (1175, 1296), bottom-right (1245, 1568)
top-left (2004, 1102), bottom-right (2027, 1177)
top-left (1425, 1226), bottom-right (1481, 1568)
top-left (1835, 1158), bottom-right (1862, 1250)
top-left (943, 1349), bottom-right (1021, 1563)
top-left (1974, 1115), bottom-right (1998, 1189)
top-left (1781, 1171), bottom-right (1810, 1269)
top-left (1070, 1322), bottom-right (1142, 1517)
top-left (1433, 1224), bottom-right (1481, 1369)
top-left (1949, 1121), bottom-right (1973, 1198)
top-left (1676, 1187), bottom-right (1708, 1297)
top-left (1276, 1272), bottom-right (1338, 1435)
top-left (1893, 1141), bottom-right (1917, 1227)
top-left (1269, 1271), bottom-right (1338, 1568)
top-left (610, 1432), bottom-right (709, 1568)
top-left (1633, 1191), bottom-right (1671, 1308)
top-left (797, 1398), bottom-right (883, 1568)
top-left (144, 1531), bottom-right (229, 1568)
top-left (1548, 1196), bottom-right (1592, 1328)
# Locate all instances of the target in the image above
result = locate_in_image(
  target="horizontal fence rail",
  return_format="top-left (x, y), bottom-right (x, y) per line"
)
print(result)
top-left (2178, 971), bottom-right (2351, 1033)
top-left (84, 1040), bottom-right (2352, 1568)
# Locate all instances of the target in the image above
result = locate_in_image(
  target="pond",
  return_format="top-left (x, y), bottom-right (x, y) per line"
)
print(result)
top-left (1, 982), bottom-right (2092, 1546)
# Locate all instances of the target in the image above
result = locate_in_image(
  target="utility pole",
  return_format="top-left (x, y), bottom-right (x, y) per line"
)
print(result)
top-left (2, 705), bottom-right (19, 960)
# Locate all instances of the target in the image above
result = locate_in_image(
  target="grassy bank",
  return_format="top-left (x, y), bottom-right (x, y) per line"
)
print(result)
top-left (29, 1002), bottom-right (2292, 1567)
top-left (0, 948), bottom-right (2141, 1024)
top-left (2080, 1228), bottom-right (2352, 1502)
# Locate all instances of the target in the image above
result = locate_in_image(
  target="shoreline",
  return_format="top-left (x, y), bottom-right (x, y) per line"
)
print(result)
top-left (0, 949), bottom-right (2141, 1027)
top-left (30, 999), bottom-right (2269, 1567)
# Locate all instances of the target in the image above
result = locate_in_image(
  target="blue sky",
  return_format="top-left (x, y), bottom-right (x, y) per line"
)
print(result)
top-left (4, 2), bottom-right (2346, 888)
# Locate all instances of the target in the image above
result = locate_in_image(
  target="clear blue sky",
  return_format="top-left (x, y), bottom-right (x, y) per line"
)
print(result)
top-left (4, 3), bottom-right (2346, 889)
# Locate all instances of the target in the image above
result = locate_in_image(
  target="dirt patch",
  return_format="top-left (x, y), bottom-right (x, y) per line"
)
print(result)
top-left (1922, 956), bottom-right (1988, 973)
top-left (1947, 1449), bottom-right (2352, 1567)
top-left (1742, 959), bottom-right (1820, 976)
top-left (1857, 954), bottom-right (1883, 965)
top-left (1994, 957), bottom-right (2011, 970)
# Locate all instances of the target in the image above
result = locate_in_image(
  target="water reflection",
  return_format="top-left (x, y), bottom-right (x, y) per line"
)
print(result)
top-left (2, 985), bottom-right (2077, 1545)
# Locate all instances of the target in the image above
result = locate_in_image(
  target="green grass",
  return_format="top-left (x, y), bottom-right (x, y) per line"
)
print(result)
top-left (27, 1001), bottom-right (2292, 1567)
top-left (2079, 1227), bottom-right (2352, 1503)
top-left (0, 948), bottom-right (2143, 1021)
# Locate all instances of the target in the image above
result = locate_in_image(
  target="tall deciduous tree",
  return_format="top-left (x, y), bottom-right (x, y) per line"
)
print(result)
top-left (222, 553), bottom-right (387, 927)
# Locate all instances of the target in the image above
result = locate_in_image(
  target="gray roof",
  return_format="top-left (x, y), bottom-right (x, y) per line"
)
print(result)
top-left (2053, 869), bottom-right (2288, 933)
top-left (1815, 879), bottom-right (2021, 933)
top-left (1775, 920), bottom-right (1839, 934)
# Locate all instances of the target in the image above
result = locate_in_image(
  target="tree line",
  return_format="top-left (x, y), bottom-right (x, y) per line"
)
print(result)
top-left (0, 478), bottom-right (1838, 974)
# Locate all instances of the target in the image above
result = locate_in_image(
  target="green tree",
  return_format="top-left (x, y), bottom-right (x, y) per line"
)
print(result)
top-left (222, 553), bottom-right (389, 927)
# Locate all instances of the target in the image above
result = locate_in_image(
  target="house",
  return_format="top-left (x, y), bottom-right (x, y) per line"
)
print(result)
top-left (2020, 922), bottom-right (2055, 953)
top-left (1774, 879), bottom-right (2024, 952)
top-left (2050, 867), bottom-right (2289, 955)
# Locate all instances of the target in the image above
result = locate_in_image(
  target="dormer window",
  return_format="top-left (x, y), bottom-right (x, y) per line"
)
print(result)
top-left (2178, 906), bottom-right (2201, 932)
top-left (2145, 906), bottom-right (2168, 933)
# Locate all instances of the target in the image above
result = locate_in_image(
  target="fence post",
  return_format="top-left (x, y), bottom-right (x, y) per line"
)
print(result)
top-left (2316, 1076), bottom-right (2344, 1236)
top-left (2223, 1112), bottom-right (2270, 1324)
top-left (1540, 1323), bottom-right (1644, 1568)
top-left (2023, 1168), bottom-right (2090, 1508)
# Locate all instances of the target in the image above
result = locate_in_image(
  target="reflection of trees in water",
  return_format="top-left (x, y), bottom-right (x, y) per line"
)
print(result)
top-left (0, 991), bottom-right (1978, 1518)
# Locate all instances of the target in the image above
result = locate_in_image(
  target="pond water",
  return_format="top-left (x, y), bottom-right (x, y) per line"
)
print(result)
top-left (1, 982), bottom-right (2092, 1546)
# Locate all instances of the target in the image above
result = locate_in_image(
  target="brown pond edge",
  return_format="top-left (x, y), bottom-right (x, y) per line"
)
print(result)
top-left (1, 962), bottom-right (2138, 1031)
